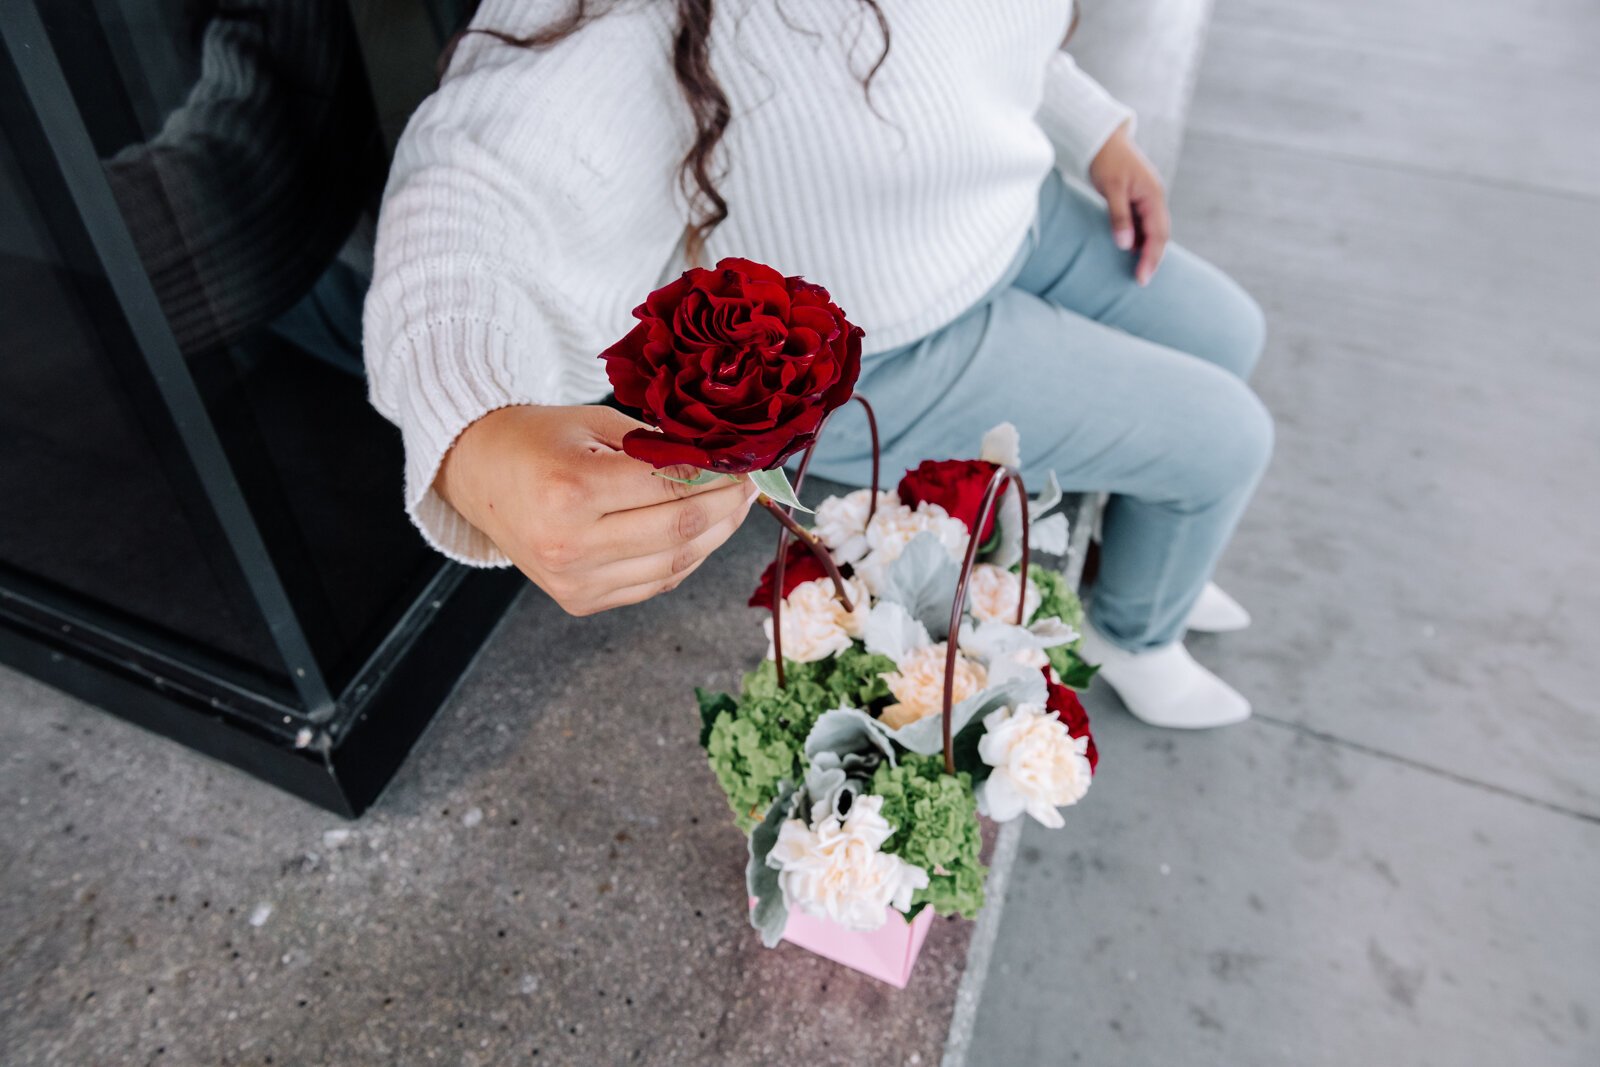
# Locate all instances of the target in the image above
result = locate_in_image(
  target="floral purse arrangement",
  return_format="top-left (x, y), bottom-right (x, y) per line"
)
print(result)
top-left (600, 257), bottom-right (1098, 985)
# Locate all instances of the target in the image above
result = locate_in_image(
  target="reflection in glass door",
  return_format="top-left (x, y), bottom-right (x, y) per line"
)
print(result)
top-left (0, 0), bottom-right (520, 815)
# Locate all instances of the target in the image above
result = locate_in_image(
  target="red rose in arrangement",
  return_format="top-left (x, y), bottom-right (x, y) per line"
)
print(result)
top-left (898, 459), bottom-right (1002, 543)
top-left (1043, 667), bottom-right (1097, 773)
top-left (747, 541), bottom-right (830, 610)
top-left (599, 258), bottom-right (863, 474)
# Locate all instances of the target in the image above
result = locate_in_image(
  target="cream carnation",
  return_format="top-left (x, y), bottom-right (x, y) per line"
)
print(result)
top-left (854, 501), bottom-right (970, 594)
top-left (812, 489), bottom-right (895, 565)
top-left (880, 642), bottom-right (987, 729)
top-left (763, 576), bottom-right (870, 662)
top-left (768, 794), bottom-right (929, 930)
top-left (977, 702), bottom-right (1092, 828)
top-left (966, 563), bottom-right (1041, 625)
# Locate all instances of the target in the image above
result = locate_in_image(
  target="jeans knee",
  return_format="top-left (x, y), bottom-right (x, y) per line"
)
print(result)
top-left (1208, 282), bottom-right (1267, 381)
top-left (1224, 385), bottom-right (1274, 487)
top-left (1185, 380), bottom-right (1274, 504)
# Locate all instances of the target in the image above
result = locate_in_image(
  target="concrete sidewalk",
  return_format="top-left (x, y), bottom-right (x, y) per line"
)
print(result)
top-left (964, 0), bottom-right (1600, 1062)
top-left (0, 508), bottom-right (987, 1066)
top-left (4, 0), bottom-right (1597, 1064)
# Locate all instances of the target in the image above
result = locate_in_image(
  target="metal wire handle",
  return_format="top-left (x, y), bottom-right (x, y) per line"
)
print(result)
top-left (940, 466), bottom-right (1030, 774)
top-left (770, 395), bottom-right (880, 687)
top-left (766, 411), bottom-right (1032, 775)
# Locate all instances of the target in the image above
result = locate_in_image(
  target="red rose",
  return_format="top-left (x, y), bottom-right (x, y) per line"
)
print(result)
top-left (1043, 667), bottom-right (1097, 773)
top-left (747, 541), bottom-right (830, 610)
top-left (898, 459), bottom-right (1002, 542)
top-left (599, 257), bottom-right (863, 473)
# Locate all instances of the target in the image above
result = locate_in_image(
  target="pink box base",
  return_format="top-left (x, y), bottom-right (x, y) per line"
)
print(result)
top-left (750, 898), bottom-right (935, 988)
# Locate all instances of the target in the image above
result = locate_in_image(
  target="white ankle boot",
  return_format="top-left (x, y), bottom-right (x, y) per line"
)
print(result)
top-left (1078, 623), bottom-right (1252, 729)
top-left (1185, 582), bottom-right (1252, 633)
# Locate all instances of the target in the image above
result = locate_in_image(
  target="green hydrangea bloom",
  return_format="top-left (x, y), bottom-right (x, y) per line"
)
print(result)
top-left (1026, 564), bottom-right (1098, 690)
top-left (1028, 563), bottom-right (1085, 637)
top-left (705, 690), bottom-right (810, 831)
top-left (707, 644), bottom-right (898, 829)
top-left (870, 754), bottom-right (987, 919)
top-left (741, 644), bottom-right (896, 709)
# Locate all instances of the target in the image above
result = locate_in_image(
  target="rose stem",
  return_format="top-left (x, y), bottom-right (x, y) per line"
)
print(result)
top-left (771, 522), bottom-right (787, 690)
top-left (941, 466), bottom-right (1028, 775)
top-left (757, 496), bottom-right (854, 614)
top-left (770, 444), bottom-right (820, 689)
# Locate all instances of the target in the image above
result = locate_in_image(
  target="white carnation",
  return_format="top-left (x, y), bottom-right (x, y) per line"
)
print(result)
top-left (812, 489), bottom-right (896, 565)
top-left (763, 576), bottom-right (871, 663)
top-left (854, 501), bottom-right (970, 595)
top-left (966, 563), bottom-right (1041, 625)
top-left (768, 794), bottom-right (929, 931)
top-left (977, 702), bottom-right (1092, 828)
top-left (880, 642), bottom-right (987, 729)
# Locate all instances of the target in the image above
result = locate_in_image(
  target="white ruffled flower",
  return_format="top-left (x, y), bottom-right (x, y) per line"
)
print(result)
top-left (977, 702), bottom-right (1092, 828)
top-left (812, 489), bottom-right (896, 565)
top-left (854, 501), bottom-right (970, 594)
top-left (966, 563), bottom-right (1041, 625)
top-left (1007, 647), bottom-right (1051, 672)
top-left (980, 422), bottom-right (1022, 467)
top-left (763, 576), bottom-right (870, 663)
top-left (880, 642), bottom-right (987, 729)
top-left (768, 794), bottom-right (929, 931)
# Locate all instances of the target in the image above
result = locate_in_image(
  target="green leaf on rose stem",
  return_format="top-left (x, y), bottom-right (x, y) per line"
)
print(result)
top-left (749, 467), bottom-right (811, 513)
top-left (653, 468), bottom-right (726, 486)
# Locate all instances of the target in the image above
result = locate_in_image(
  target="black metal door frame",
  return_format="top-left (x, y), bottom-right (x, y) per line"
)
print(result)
top-left (0, 0), bottom-right (524, 816)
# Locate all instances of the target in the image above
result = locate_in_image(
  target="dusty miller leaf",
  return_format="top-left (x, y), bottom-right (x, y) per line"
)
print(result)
top-left (747, 782), bottom-right (797, 948)
top-left (879, 533), bottom-right (961, 639)
top-left (863, 600), bottom-right (932, 662)
top-left (882, 674), bottom-right (1038, 757)
top-left (804, 705), bottom-right (897, 765)
top-left (653, 468), bottom-right (725, 486)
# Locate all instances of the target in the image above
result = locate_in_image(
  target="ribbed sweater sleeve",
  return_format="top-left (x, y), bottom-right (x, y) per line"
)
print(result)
top-left (1037, 50), bottom-right (1136, 177)
top-left (362, 5), bottom-right (687, 566)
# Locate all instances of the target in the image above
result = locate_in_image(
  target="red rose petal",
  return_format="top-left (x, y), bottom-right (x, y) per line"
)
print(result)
top-left (620, 428), bottom-right (717, 470)
top-left (1042, 667), bottom-right (1097, 773)
top-left (598, 258), bottom-right (862, 474)
top-left (898, 459), bottom-right (1003, 542)
top-left (748, 540), bottom-right (830, 609)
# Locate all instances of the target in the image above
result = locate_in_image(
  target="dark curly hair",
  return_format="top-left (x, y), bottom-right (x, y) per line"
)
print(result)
top-left (446, 0), bottom-right (891, 265)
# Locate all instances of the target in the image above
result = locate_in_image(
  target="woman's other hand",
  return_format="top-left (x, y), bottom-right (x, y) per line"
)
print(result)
top-left (436, 405), bottom-right (758, 615)
top-left (1088, 123), bottom-right (1170, 286)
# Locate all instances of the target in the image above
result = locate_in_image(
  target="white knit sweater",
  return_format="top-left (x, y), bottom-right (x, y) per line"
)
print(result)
top-left (364, 0), bottom-right (1133, 565)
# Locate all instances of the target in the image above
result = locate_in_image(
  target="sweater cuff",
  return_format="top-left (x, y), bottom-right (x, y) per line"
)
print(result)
top-left (386, 317), bottom-right (541, 568)
top-left (1037, 51), bottom-right (1137, 179)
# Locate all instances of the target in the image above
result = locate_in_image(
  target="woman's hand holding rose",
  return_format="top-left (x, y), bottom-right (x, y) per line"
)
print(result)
top-left (440, 257), bottom-right (861, 618)
top-left (436, 404), bottom-right (757, 616)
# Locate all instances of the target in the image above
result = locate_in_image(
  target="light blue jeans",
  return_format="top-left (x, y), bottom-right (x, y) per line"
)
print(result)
top-left (808, 170), bottom-right (1272, 652)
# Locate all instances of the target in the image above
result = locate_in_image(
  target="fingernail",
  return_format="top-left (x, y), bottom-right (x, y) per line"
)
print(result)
top-left (1114, 228), bottom-right (1134, 251)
